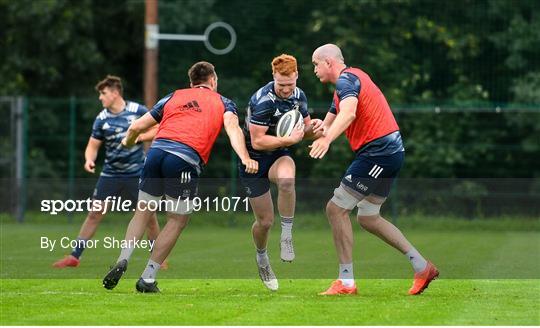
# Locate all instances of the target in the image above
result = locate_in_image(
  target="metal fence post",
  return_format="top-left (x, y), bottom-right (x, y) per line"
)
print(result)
top-left (229, 148), bottom-right (238, 226)
top-left (15, 96), bottom-right (27, 223)
top-left (67, 96), bottom-right (76, 223)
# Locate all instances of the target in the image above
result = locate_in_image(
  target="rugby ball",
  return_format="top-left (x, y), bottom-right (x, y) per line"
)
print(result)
top-left (276, 110), bottom-right (304, 137)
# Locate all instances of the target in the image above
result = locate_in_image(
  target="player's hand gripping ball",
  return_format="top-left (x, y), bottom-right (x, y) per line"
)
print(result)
top-left (276, 110), bottom-right (304, 137)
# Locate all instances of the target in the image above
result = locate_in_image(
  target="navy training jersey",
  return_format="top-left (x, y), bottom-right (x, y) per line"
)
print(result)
top-left (91, 101), bottom-right (147, 177)
top-left (243, 81), bottom-right (309, 154)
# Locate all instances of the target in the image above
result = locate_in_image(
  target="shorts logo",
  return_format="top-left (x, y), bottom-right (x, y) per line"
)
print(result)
top-left (344, 174), bottom-right (352, 182)
top-left (368, 165), bottom-right (384, 178)
top-left (182, 189), bottom-right (191, 198)
top-left (180, 171), bottom-right (192, 183)
top-left (245, 187), bottom-right (252, 196)
top-left (356, 183), bottom-right (368, 192)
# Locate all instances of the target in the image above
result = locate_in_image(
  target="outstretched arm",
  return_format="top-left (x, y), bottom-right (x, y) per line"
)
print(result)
top-left (223, 112), bottom-right (258, 174)
top-left (136, 125), bottom-right (159, 143)
top-left (122, 112), bottom-right (158, 148)
top-left (309, 97), bottom-right (357, 159)
top-left (303, 116), bottom-right (325, 140)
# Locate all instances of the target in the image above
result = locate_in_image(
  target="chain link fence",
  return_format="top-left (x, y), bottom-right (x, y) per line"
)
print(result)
top-left (2, 97), bottom-right (539, 221)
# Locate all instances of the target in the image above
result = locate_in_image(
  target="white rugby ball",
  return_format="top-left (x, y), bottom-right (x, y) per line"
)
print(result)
top-left (276, 110), bottom-right (304, 137)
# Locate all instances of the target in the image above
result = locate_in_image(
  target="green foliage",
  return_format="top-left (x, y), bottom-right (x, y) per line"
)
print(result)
top-left (0, 0), bottom-right (103, 96)
top-left (2, 0), bottom-right (539, 104)
top-left (1, 0), bottom-right (539, 181)
top-left (0, 0), bottom-right (146, 97)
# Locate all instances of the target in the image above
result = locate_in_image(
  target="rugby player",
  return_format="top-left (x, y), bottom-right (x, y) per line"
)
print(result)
top-left (52, 75), bottom-right (163, 268)
top-left (102, 62), bottom-right (258, 293)
top-left (239, 54), bottom-right (323, 291)
top-left (310, 44), bottom-right (439, 295)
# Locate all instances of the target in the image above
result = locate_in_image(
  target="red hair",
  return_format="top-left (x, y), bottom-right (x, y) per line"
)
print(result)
top-left (271, 54), bottom-right (297, 75)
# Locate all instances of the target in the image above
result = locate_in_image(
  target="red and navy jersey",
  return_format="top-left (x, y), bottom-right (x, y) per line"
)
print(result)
top-left (243, 81), bottom-right (309, 154)
top-left (330, 67), bottom-right (404, 156)
top-left (149, 86), bottom-right (237, 165)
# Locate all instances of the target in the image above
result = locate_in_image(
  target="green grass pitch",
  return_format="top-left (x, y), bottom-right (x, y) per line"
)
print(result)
top-left (1, 214), bottom-right (539, 325)
top-left (2, 279), bottom-right (538, 325)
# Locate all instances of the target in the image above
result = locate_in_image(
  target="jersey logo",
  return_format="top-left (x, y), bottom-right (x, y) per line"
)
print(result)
top-left (273, 109), bottom-right (281, 117)
top-left (180, 100), bottom-right (202, 112)
top-left (126, 115), bottom-right (137, 125)
top-left (102, 122), bottom-right (111, 130)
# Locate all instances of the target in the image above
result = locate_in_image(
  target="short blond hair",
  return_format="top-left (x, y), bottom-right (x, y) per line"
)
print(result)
top-left (271, 54), bottom-right (297, 75)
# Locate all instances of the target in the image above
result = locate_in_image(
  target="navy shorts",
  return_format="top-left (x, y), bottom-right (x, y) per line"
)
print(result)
top-left (139, 148), bottom-right (199, 199)
top-left (93, 176), bottom-right (139, 206)
top-left (238, 149), bottom-right (290, 198)
top-left (341, 151), bottom-right (404, 198)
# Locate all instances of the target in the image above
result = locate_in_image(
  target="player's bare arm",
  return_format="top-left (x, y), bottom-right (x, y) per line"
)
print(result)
top-left (122, 112), bottom-right (158, 148)
top-left (223, 111), bottom-right (259, 174)
top-left (309, 97), bottom-right (357, 159)
top-left (313, 112), bottom-right (337, 134)
top-left (249, 122), bottom-right (304, 151)
top-left (84, 137), bottom-right (102, 173)
top-left (135, 125), bottom-right (158, 143)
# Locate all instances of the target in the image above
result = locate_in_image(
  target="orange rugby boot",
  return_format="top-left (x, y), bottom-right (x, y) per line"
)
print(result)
top-left (408, 261), bottom-right (439, 295)
top-left (52, 255), bottom-right (80, 268)
top-left (319, 280), bottom-right (358, 295)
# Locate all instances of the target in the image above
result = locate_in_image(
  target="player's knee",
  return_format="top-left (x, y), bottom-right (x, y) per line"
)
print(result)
top-left (325, 201), bottom-right (336, 217)
top-left (326, 200), bottom-right (347, 219)
top-left (255, 215), bottom-right (274, 230)
top-left (260, 220), bottom-right (273, 230)
top-left (356, 199), bottom-right (382, 222)
top-left (277, 178), bottom-right (295, 194)
top-left (166, 212), bottom-right (190, 230)
top-left (329, 185), bottom-right (358, 212)
top-left (357, 214), bottom-right (379, 230)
